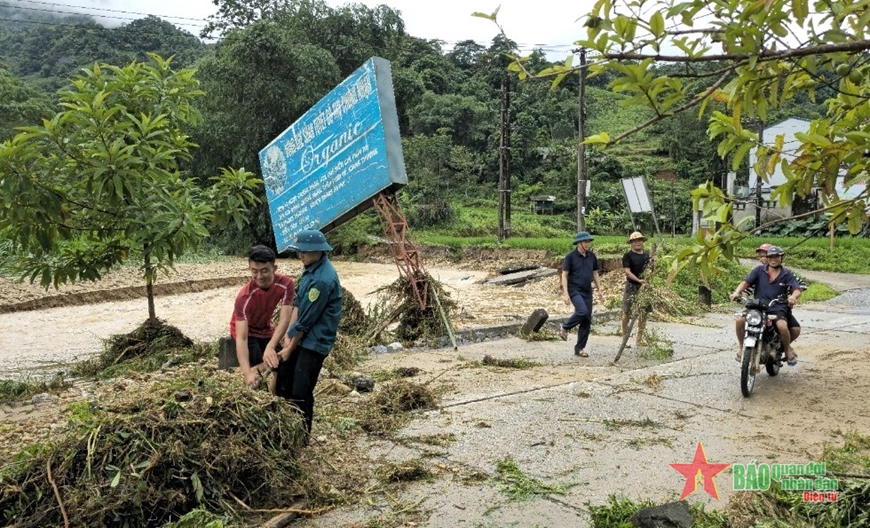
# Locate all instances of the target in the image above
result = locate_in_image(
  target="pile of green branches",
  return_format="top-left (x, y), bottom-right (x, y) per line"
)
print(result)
top-left (0, 366), bottom-right (306, 527)
top-left (380, 273), bottom-right (457, 344)
top-left (338, 287), bottom-right (371, 337)
top-left (350, 380), bottom-right (440, 435)
top-left (73, 318), bottom-right (204, 378)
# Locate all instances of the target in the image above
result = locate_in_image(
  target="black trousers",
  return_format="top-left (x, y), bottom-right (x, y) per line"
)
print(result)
top-left (246, 336), bottom-right (271, 366)
top-left (275, 346), bottom-right (325, 436)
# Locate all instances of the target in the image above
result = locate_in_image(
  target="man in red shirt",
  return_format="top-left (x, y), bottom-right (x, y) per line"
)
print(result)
top-left (230, 245), bottom-right (295, 389)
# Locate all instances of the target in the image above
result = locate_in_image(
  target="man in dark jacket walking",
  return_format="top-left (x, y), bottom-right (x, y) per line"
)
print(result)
top-left (559, 231), bottom-right (604, 357)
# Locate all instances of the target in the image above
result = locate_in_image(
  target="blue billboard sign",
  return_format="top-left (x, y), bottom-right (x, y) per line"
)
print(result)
top-left (259, 57), bottom-right (407, 252)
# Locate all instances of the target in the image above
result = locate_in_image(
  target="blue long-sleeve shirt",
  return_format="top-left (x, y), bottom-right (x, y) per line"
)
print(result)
top-left (287, 255), bottom-right (342, 355)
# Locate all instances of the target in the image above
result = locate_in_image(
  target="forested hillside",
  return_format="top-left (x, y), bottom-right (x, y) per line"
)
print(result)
top-left (0, 0), bottom-right (828, 248)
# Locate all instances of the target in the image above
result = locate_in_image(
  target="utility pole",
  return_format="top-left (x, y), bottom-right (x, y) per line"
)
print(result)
top-left (498, 70), bottom-right (512, 241)
top-left (756, 120), bottom-right (764, 229)
top-left (575, 48), bottom-right (587, 232)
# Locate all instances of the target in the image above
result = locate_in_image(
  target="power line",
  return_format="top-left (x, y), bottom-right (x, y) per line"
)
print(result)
top-left (0, 15), bottom-right (204, 36)
top-left (1, 2), bottom-right (207, 29)
top-left (0, 8), bottom-right (578, 53)
top-left (10, 0), bottom-right (208, 23)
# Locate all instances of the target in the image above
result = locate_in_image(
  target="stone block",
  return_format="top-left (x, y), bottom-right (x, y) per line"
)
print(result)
top-left (521, 308), bottom-right (549, 335)
top-left (218, 337), bottom-right (239, 370)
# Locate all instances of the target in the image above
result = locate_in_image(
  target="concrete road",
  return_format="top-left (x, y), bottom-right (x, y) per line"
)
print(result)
top-left (299, 292), bottom-right (870, 527)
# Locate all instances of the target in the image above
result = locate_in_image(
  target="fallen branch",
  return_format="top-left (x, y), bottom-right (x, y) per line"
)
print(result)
top-left (228, 491), bottom-right (252, 511)
top-left (261, 512), bottom-right (297, 528)
top-left (46, 459), bottom-right (69, 528)
top-left (828, 471), bottom-right (870, 479)
top-left (367, 305), bottom-right (405, 342)
top-left (247, 506), bottom-right (332, 515)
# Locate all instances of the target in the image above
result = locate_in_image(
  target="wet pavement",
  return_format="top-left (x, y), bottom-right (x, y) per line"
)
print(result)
top-left (297, 292), bottom-right (870, 527)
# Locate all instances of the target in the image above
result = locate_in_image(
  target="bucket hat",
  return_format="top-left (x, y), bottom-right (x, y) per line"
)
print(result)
top-left (572, 231), bottom-right (594, 244)
top-left (628, 231), bottom-right (647, 242)
top-left (289, 229), bottom-right (333, 252)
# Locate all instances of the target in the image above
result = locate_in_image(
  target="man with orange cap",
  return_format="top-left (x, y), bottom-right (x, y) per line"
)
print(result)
top-left (621, 231), bottom-right (651, 347)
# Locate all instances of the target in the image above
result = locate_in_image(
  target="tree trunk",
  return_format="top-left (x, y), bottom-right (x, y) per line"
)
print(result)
top-left (144, 249), bottom-right (156, 320)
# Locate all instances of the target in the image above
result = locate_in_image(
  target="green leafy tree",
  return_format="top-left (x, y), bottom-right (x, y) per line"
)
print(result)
top-left (190, 19), bottom-right (341, 246)
top-left (0, 54), bottom-right (261, 320)
top-left (0, 66), bottom-right (51, 141)
top-left (493, 0), bottom-right (870, 281)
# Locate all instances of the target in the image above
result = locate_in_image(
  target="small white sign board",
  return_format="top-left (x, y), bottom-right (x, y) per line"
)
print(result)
top-left (620, 177), bottom-right (653, 213)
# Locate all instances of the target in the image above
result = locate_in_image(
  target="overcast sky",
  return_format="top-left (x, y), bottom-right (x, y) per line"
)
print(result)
top-left (10, 0), bottom-right (594, 60)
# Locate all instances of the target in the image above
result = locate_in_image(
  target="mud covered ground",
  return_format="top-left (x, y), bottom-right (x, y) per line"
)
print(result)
top-left (2, 252), bottom-right (869, 527)
top-left (0, 253), bottom-right (631, 377)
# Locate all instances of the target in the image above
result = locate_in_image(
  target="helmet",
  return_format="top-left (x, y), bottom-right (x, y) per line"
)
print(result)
top-left (288, 229), bottom-right (333, 252)
top-left (628, 231), bottom-right (647, 242)
top-left (765, 246), bottom-right (784, 257)
top-left (572, 231), bottom-right (594, 244)
top-left (756, 243), bottom-right (772, 253)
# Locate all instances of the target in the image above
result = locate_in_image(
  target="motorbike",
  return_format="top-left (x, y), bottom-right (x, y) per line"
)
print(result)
top-left (736, 296), bottom-right (788, 397)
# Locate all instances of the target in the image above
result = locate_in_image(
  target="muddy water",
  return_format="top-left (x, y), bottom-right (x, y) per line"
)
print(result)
top-left (0, 260), bottom-right (571, 378)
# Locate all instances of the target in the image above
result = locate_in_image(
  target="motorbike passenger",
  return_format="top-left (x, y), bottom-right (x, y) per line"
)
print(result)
top-left (729, 246), bottom-right (803, 366)
top-left (755, 243), bottom-right (771, 266)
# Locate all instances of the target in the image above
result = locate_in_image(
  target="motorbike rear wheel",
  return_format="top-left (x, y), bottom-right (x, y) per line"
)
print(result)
top-left (741, 343), bottom-right (758, 397)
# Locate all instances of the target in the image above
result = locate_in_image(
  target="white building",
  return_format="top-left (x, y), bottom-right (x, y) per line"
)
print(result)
top-left (732, 117), bottom-right (866, 228)
top-left (745, 117), bottom-right (864, 199)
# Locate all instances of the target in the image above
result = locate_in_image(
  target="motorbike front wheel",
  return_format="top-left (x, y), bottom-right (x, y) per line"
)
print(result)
top-left (741, 343), bottom-right (758, 397)
top-left (766, 357), bottom-right (781, 377)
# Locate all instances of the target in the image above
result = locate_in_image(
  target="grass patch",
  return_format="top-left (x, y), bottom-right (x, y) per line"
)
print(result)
top-left (346, 380), bottom-right (440, 435)
top-left (495, 458), bottom-right (565, 501)
top-left (740, 236), bottom-right (870, 274)
top-left (822, 430), bottom-right (870, 474)
top-left (588, 496), bottom-right (728, 528)
top-left (800, 281), bottom-right (839, 302)
top-left (602, 417), bottom-right (660, 430)
top-left (635, 328), bottom-right (675, 360)
top-left (479, 355), bottom-right (541, 369)
top-left (625, 436), bottom-right (674, 449)
top-left (0, 373), bottom-right (69, 404)
top-left (376, 460), bottom-right (433, 483)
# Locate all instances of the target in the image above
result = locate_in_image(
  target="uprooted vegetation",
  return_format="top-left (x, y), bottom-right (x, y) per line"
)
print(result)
top-left (0, 291), bottom-right (442, 526)
top-left (587, 431), bottom-right (870, 528)
top-left (71, 318), bottom-right (211, 379)
top-left (371, 272), bottom-right (457, 345)
top-left (346, 379), bottom-right (441, 435)
top-left (0, 363), bottom-right (445, 527)
top-left (0, 367), bottom-right (306, 527)
top-left (0, 374), bottom-right (70, 405)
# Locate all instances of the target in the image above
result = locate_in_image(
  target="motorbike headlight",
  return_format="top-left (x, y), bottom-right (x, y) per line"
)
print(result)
top-left (746, 310), bottom-right (763, 326)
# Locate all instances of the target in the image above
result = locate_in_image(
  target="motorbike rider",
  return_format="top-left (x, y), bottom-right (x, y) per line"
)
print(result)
top-left (747, 243), bottom-right (805, 352)
top-left (729, 246), bottom-right (803, 366)
top-left (741, 243), bottom-right (772, 299)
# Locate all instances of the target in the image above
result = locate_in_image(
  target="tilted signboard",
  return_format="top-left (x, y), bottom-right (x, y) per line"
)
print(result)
top-left (259, 57), bottom-right (407, 252)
